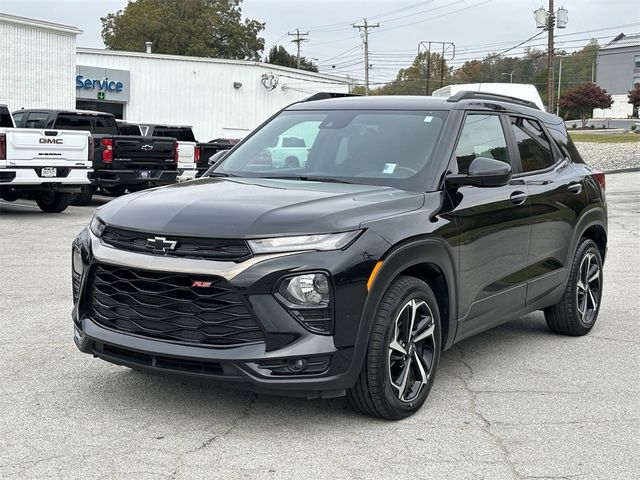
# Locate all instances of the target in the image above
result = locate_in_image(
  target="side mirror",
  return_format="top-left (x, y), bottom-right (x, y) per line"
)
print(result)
top-left (208, 149), bottom-right (230, 166)
top-left (446, 157), bottom-right (512, 188)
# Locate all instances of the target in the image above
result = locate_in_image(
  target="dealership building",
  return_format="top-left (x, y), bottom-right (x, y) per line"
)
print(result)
top-left (0, 13), bottom-right (351, 140)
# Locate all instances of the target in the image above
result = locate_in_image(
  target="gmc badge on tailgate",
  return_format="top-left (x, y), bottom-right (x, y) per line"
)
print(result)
top-left (39, 138), bottom-right (63, 144)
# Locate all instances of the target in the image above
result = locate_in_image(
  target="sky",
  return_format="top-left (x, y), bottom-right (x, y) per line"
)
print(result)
top-left (1, 0), bottom-right (638, 84)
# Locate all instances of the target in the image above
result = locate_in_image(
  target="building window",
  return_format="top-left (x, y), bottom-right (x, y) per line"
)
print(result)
top-left (635, 55), bottom-right (640, 69)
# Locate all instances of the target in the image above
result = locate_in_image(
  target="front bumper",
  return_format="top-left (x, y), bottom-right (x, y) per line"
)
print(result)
top-left (72, 228), bottom-right (389, 398)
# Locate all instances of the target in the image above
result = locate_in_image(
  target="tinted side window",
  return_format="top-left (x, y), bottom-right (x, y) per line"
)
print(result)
top-left (5, 109), bottom-right (19, 127)
top-left (455, 114), bottom-right (509, 174)
top-left (510, 117), bottom-right (554, 172)
top-left (26, 112), bottom-right (49, 129)
top-left (92, 115), bottom-right (118, 134)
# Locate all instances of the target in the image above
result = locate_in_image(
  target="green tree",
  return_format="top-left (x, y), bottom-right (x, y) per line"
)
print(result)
top-left (559, 83), bottom-right (613, 127)
top-left (101, 0), bottom-right (265, 60)
top-left (266, 45), bottom-right (318, 72)
top-left (372, 52), bottom-right (451, 95)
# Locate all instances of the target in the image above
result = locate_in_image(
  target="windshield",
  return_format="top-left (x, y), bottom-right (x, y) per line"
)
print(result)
top-left (213, 109), bottom-right (448, 190)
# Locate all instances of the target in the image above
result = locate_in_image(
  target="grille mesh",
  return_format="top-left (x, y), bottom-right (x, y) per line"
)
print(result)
top-left (86, 264), bottom-right (264, 346)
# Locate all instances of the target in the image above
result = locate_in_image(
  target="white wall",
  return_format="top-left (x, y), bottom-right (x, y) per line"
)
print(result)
top-left (76, 49), bottom-right (351, 141)
top-left (593, 94), bottom-right (634, 119)
top-left (0, 15), bottom-right (78, 111)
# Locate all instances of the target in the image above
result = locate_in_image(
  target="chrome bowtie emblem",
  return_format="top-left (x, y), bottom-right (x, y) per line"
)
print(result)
top-left (141, 144), bottom-right (154, 151)
top-left (145, 236), bottom-right (177, 252)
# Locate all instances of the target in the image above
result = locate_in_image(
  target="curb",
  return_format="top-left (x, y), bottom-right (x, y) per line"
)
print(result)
top-left (604, 166), bottom-right (640, 174)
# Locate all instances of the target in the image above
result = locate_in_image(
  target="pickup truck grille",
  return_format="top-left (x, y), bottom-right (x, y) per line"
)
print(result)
top-left (86, 264), bottom-right (265, 346)
top-left (101, 226), bottom-right (252, 262)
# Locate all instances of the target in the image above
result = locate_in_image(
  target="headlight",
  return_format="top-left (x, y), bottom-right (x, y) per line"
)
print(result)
top-left (89, 214), bottom-right (106, 238)
top-left (248, 231), bottom-right (361, 254)
top-left (278, 273), bottom-right (330, 306)
top-left (72, 247), bottom-right (83, 276)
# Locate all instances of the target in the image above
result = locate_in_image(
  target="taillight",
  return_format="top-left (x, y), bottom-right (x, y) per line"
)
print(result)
top-left (173, 142), bottom-right (179, 164)
top-left (0, 134), bottom-right (6, 160)
top-left (101, 138), bottom-right (113, 163)
top-left (88, 136), bottom-right (94, 161)
top-left (194, 146), bottom-right (200, 163)
top-left (592, 170), bottom-right (606, 191)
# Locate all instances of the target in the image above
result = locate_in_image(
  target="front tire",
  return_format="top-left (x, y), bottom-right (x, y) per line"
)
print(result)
top-left (348, 276), bottom-right (441, 420)
top-left (544, 239), bottom-right (603, 336)
top-left (35, 191), bottom-right (73, 213)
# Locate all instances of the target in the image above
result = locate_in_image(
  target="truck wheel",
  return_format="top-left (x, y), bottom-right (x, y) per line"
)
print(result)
top-left (102, 185), bottom-right (126, 196)
top-left (284, 156), bottom-right (300, 168)
top-left (348, 276), bottom-right (441, 420)
top-left (544, 239), bottom-right (603, 336)
top-left (35, 191), bottom-right (73, 213)
top-left (70, 186), bottom-right (95, 206)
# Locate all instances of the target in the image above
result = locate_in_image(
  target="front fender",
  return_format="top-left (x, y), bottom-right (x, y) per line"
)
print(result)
top-left (347, 237), bottom-right (458, 377)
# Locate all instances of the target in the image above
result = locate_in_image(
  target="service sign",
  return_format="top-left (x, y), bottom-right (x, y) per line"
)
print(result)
top-left (75, 66), bottom-right (130, 102)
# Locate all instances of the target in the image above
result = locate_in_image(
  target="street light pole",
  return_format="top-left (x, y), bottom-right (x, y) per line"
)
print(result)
top-left (501, 71), bottom-right (514, 83)
top-left (556, 55), bottom-right (564, 116)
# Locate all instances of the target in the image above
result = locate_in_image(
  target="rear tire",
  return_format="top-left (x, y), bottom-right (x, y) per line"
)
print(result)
top-left (284, 156), bottom-right (300, 168)
top-left (70, 186), bottom-right (95, 206)
top-left (544, 239), bottom-right (603, 336)
top-left (101, 185), bottom-right (127, 196)
top-left (35, 191), bottom-right (73, 213)
top-left (348, 276), bottom-right (441, 420)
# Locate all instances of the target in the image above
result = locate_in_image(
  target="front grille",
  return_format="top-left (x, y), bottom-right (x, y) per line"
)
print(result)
top-left (101, 226), bottom-right (252, 262)
top-left (86, 264), bottom-right (264, 346)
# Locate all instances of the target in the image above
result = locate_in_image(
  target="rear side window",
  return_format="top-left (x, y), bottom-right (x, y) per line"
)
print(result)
top-left (454, 114), bottom-right (509, 174)
top-left (118, 123), bottom-right (142, 136)
top-left (25, 112), bottom-right (49, 128)
top-left (510, 117), bottom-right (555, 172)
top-left (152, 127), bottom-right (196, 142)
top-left (0, 108), bottom-right (14, 127)
top-left (54, 114), bottom-right (118, 135)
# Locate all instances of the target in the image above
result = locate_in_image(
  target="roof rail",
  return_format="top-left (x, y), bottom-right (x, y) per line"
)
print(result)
top-left (302, 92), bottom-right (361, 102)
top-left (447, 90), bottom-right (540, 110)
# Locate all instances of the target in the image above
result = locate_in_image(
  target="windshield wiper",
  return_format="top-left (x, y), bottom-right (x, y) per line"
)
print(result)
top-left (207, 171), bottom-right (237, 178)
top-left (262, 175), bottom-right (353, 184)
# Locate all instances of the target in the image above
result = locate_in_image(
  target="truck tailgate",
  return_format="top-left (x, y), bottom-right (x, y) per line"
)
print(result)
top-left (4, 129), bottom-right (91, 166)
top-left (112, 136), bottom-right (176, 168)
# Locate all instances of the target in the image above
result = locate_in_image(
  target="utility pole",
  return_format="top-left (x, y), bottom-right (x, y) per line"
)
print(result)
top-left (288, 28), bottom-right (309, 69)
top-left (534, 2), bottom-right (567, 112)
top-left (353, 18), bottom-right (379, 95)
top-left (418, 41), bottom-right (455, 95)
top-left (547, 0), bottom-right (555, 113)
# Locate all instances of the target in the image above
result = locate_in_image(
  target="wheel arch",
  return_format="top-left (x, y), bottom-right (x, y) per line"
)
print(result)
top-left (356, 238), bottom-right (458, 356)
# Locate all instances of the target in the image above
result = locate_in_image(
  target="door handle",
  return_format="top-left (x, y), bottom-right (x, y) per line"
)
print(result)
top-left (568, 182), bottom-right (583, 194)
top-left (510, 191), bottom-right (527, 205)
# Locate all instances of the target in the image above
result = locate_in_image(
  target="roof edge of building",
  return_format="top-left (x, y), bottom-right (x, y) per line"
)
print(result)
top-left (0, 13), bottom-right (82, 35)
top-left (76, 47), bottom-right (352, 84)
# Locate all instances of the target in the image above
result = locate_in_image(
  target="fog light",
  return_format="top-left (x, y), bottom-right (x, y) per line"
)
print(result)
top-left (279, 273), bottom-right (330, 306)
top-left (72, 247), bottom-right (83, 275)
top-left (288, 358), bottom-right (307, 372)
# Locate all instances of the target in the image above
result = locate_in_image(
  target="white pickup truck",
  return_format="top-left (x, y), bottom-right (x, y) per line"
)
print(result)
top-left (0, 104), bottom-right (92, 212)
top-left (140, 124), bottom-right (199, 181)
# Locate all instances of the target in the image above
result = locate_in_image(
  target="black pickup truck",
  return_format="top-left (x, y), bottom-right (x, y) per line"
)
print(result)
top-left (196, 138), bottom-right (239, 177)
top-left (13, 109), bottom-right (178, 204)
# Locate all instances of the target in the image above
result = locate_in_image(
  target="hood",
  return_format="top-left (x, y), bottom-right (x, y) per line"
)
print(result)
top-left (97, 177), bottom-right (425, 238)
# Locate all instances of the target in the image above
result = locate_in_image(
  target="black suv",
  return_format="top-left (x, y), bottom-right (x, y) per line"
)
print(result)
top-left (72, 92), bottom-right (607, 419)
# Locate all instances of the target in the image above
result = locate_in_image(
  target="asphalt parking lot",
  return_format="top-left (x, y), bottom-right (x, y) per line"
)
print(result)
top-left (1, 173), bottom-right (639, 480)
